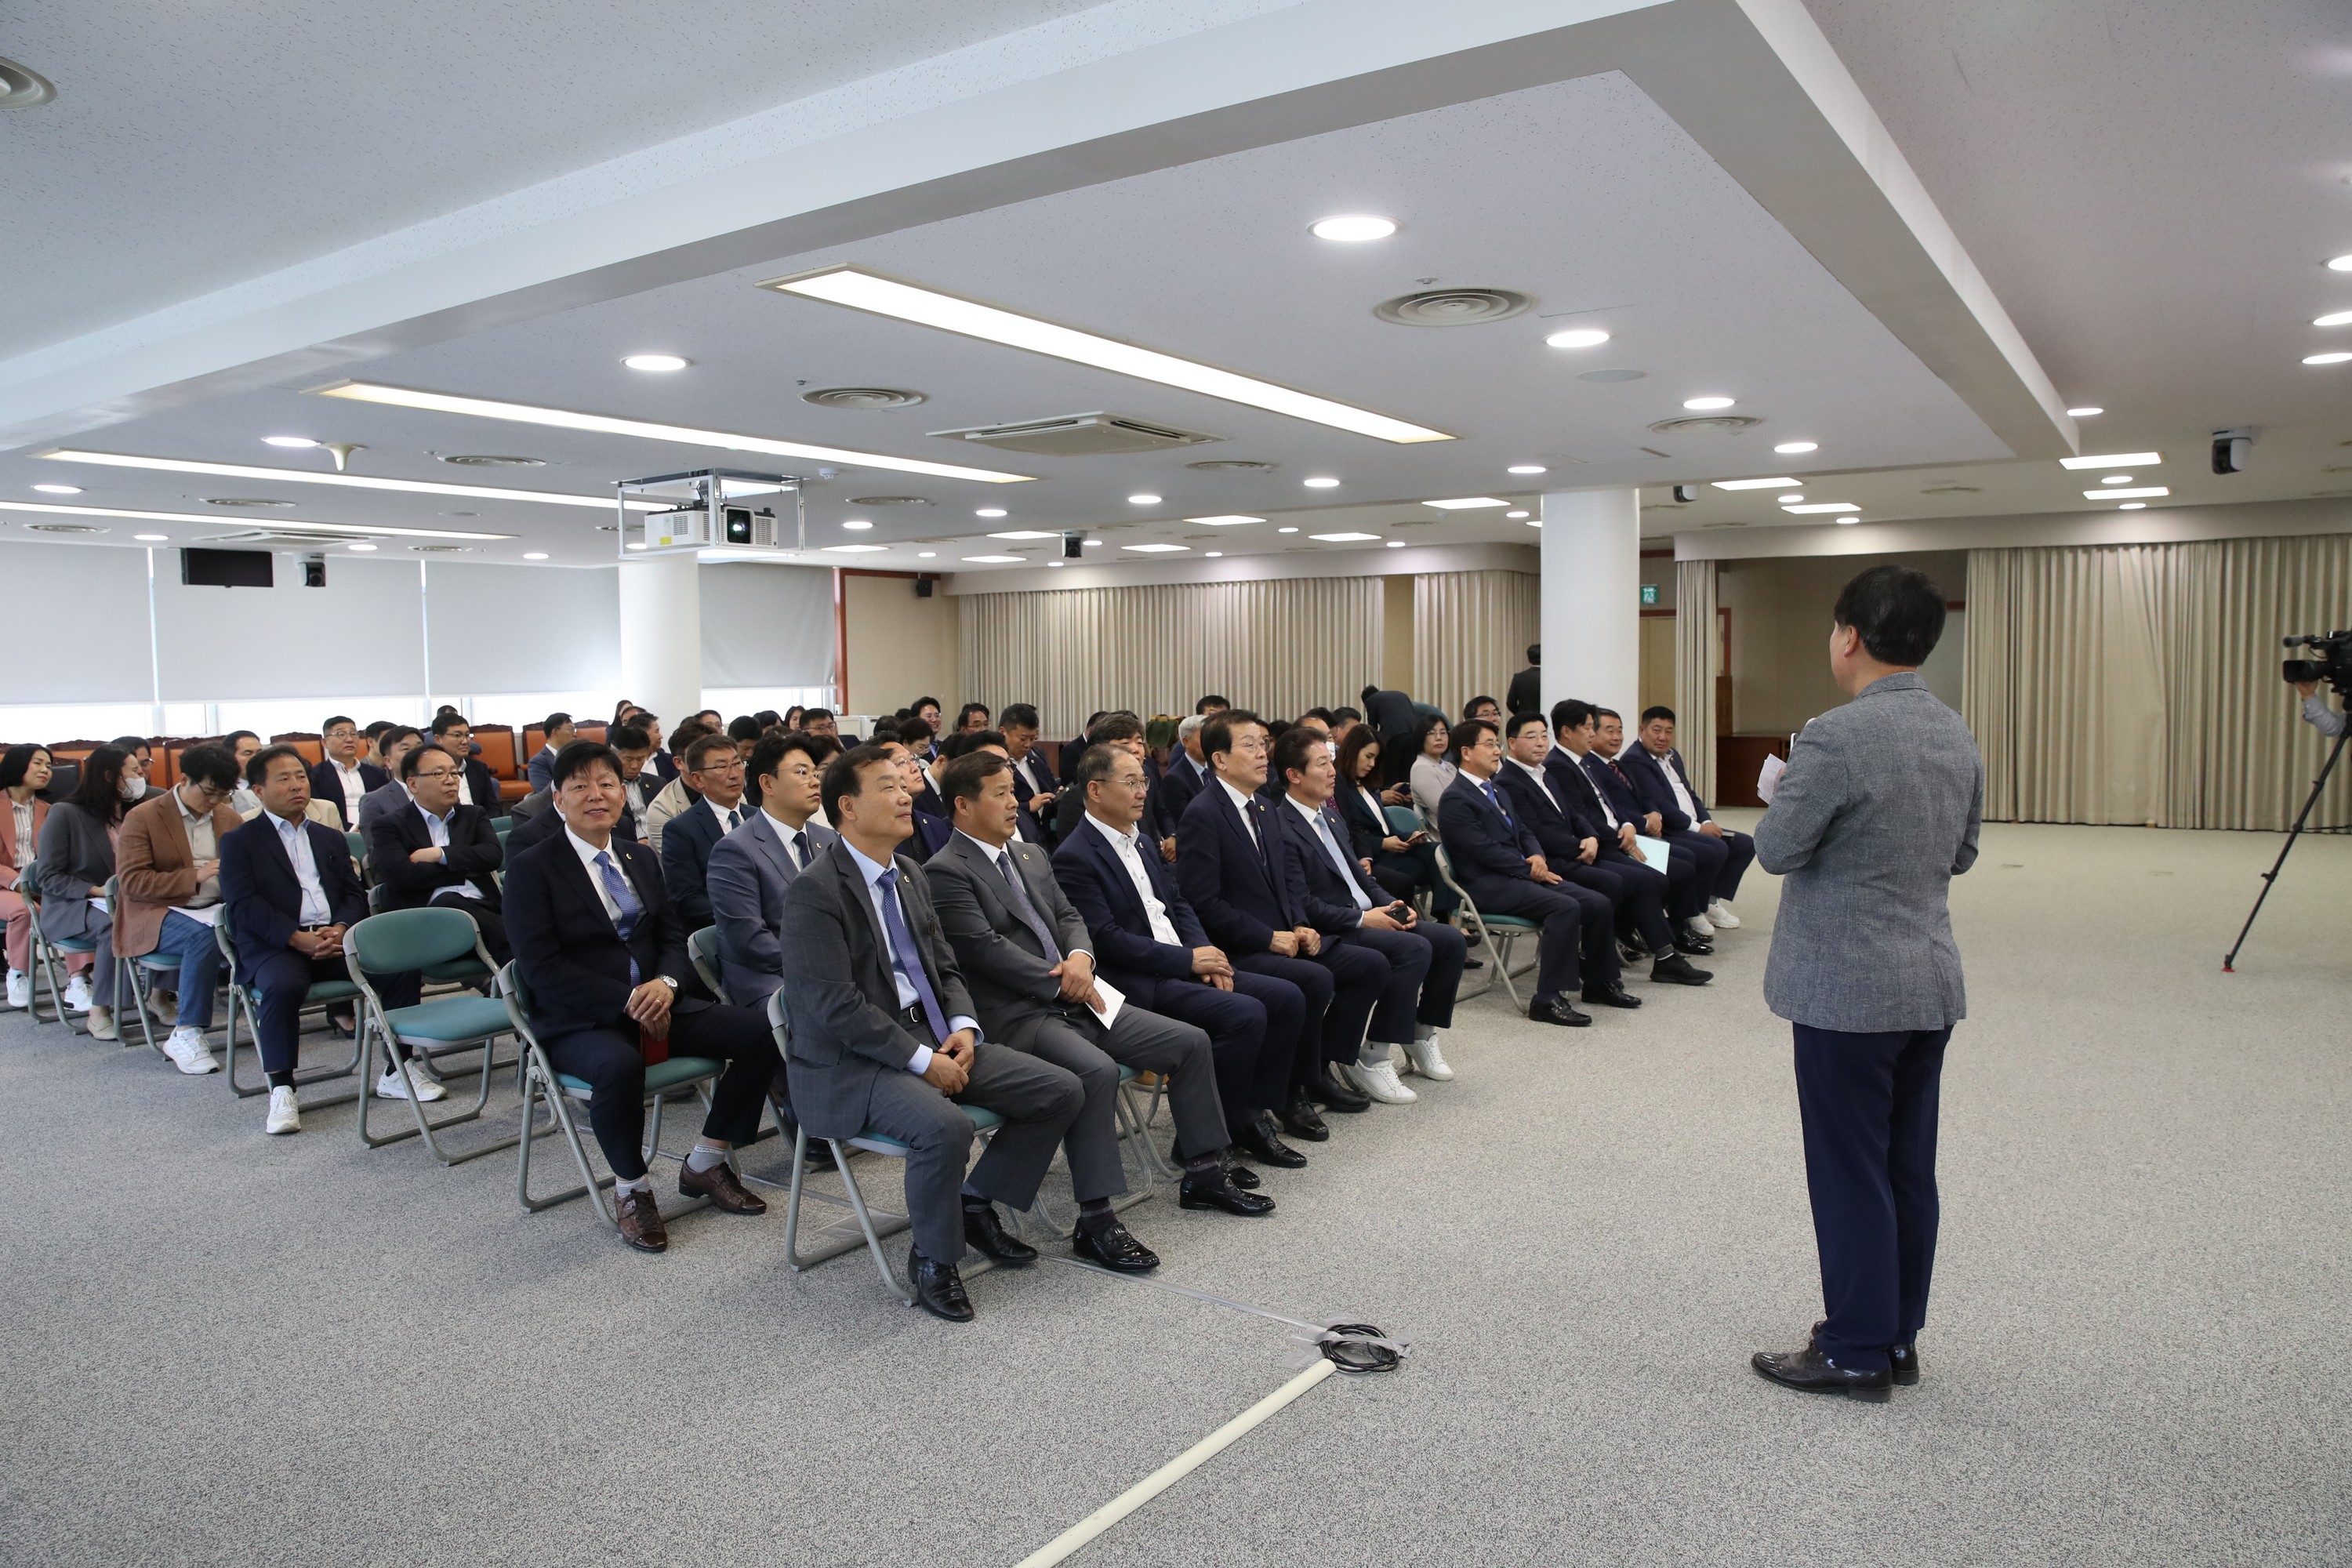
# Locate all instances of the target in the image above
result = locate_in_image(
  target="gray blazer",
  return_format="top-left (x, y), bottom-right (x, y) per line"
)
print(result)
top-left (923, 830), bottom-right (1094, 1048)
top-left (706, 810), bottom-right (837, 1007)
top-left (779, 841), bottom-right (979, 1139)
top-left (35, 801), bottom-right (117, 942)
top-left (1756, 671), bottom-right (1983, 1033)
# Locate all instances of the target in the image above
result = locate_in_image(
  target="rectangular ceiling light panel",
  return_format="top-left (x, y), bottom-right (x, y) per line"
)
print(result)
top-left (42, 448), bottom-right (665, 510)
top-left (1710, 477), bottom-right (1800, 490)
top-left (310, 382), bottom-right (1033, 484)
top-left (1122, 543), bottom-right (1190, 553)
top-left (961, 554), bottom-right (1025, 563)
top-left (0, 499), bottom-right (513, 539)
top-left (1309, 531), bottom-right (1383, 542)
top-left (2083, 487), bottom-right (2169, 499)
top-left (1420, 497), bottom-right (1509, 510)
top-left (1780, 503), bottom-right (1861, 514)
top-left (762, 267), bottom-right (1453, 445)
top-left (2058, 452), bottom-right (2161, 470)
top-left (1183, 515), bottom-right (1265, 527)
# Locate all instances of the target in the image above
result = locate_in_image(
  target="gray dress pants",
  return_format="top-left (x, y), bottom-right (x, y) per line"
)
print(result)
top-left (858, 1038), bottom-right (1083, 1264)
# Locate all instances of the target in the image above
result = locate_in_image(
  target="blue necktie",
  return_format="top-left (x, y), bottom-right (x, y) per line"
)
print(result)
top-left (1482, 779), bottom-right (1513, 826)
top-left (792, 829), bottom-right (811, 869)
top-left (876, 867), bottom-right (950, 1044)
top-left (593, 849), bottom-right (644, 985)
top-left (995, 850), bottom-right (1062, 960)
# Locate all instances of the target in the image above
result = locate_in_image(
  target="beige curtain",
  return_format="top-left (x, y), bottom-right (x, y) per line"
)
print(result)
top-left (1675, 558), bottom-right (1719, 804)
top-left (1412, 570), bottom-right (1538, 720)
top-left (1964, 535), bottom-right (2352, 829)
top-left (959, 577), bottom-right (1381, 735)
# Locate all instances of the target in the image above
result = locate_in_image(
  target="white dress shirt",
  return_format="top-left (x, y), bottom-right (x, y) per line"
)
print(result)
top-left (1011, 752), bottom-right (1051, 798)
top-left (412, 797), bottom-right (483, 902)
top-left (271, 813), bottom-right (333, 926)
top-left (1085, 811), bottom-right (1182, 947)
top-left (703, 795), bottom-right (745, 836)
top-left (175, 791), bottom-right (223, 909)
top-left (760, 804), bottom-right (818, 868)
top-left (453, 766), bottom-right (474, 807)
top-left (326, 759), bottom-right (366, 824)
top-left (840, 838), bottom-right (979, 1075)
top-left (1216, 778), bottom-right (1261, 847)
top-left (1649, 746), bottom-right (1700, 822)
top-left (1564, 750), bottom-right (1621, 829)
top-left (566, 826), bottom-right (633, 924)
top-left (1286, 794), bottom-right (1371, 916)
top-left (959, 831), bottom-right (1090, 960)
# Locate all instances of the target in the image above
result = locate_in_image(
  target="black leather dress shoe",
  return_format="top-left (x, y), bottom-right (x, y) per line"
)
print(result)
top-left (1073, 1218), bottom-right (1160, 1271)
top-left (1225, 1162), bottom-right (1262, 1190)
top-left (1527, 996), bottom-right (1592, 1027)
top-left (1276, 1094), bottom-right (1330, 1143)
top-left (961, 1203), bottom-right (1038, 1266)
top-left (1180, 1171), bottom-right (1276, 1215)
top-left (1751, 1342), bottom-right (1892, 1402)
top-left (1650, 953), bottom-right (1714, 985)
top-left (1462, 955), bottom-right (1485, 971)
top-left (1581, 980), bottom-right (1642, 1009)
top-left (909, 1250), bottom-right (974, 1322)
top-left (1673, 931), bottom-right (1715, 956)
top-left (1617, 938), bottom-right (1650, 965)
top-left (1237, 1121), bottom-right (1309, 1167)
top-left (1889, 1342), bottom-right (1920, 1386)
top-left (1308, 1067), bottom-right (1370, 1112)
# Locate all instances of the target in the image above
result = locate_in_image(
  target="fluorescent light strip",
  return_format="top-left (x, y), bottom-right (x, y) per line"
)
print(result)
top-left (0, 499), bottom-right (513, 540)
top-left (2083, 487), bottom-right (2169, 499)
top-left (962, 554), bottom-right (1025, 563)
top-left (310, 381), bottom-right (1033, 485)
top-left (2059, 452), bottom-right (2161, 470)
top-left (764, 267), bottom-right (1451, 445)
top-left (1309, 531), bottom-right (1383, 542)
top-left (1781, 503), bottom-right (1860, 514)
top-left (1122, 543), bottom-right (1189, 553)
top-left (1421, 497), bottom-right (1508, 510)
top-left (1182, 515), bottom-right (1265, 527)
top-left (1711, 477), bottom-right (1800, 491)
top-left (42, 448), bottom-right (667, 510)
top-left (988, 530), bottom-right (1062, 540)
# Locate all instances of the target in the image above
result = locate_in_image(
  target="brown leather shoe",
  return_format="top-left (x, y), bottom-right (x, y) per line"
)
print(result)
top-left (680, 1157), bottom-right (767, 1215)
top-left (613, 1188), bottom-right (669, 1252)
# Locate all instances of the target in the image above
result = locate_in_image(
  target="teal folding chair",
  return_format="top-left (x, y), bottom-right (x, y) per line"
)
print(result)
top-left (501, 961), bottom-right (721, 1232)
top-left (103, 876), bottom-right (187, 1058)
top-left (344, 830), bottom-right (368, 883)
top-left (215, 900), bottom-right (367, 1099)
top-left (1385, 803), bottom-right (1438, 920)
top-left (345, 908), bottom-right (517, 1162)
top-left (1427, 840), bottom-right (1539, 1007)
top-left (687, 924), bottom-right (730, 1004)
top-left (20, 858), bottom-right (97, 1028)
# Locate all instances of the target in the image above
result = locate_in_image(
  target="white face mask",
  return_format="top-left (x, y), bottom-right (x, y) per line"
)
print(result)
top-left (118, 772), bottom-right (144, 801)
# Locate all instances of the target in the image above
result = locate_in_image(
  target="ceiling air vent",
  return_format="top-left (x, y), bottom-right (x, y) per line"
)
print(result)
top-left (931, 413), bottom-right (1221, 457)
top-left (203, 497), bottom-right (296, 508)
top-left (27, 522), bottom-right (105, 533)
top-left (438, 454), bottom-right (546, 466)
top-left (1649, 416), bottom-right (1763, 435)
top-left (1374, 289), bottom-right (1532, 327)
top-left (200, 528), bottom-right (380, 547)
top-left (848, 495), bottom-right (931, 506)
top-left (1187, 459), bottom-right (1278, 473)
top-left (804, 387), bottom-right (926, 409)
top-left (410, 545), bottom-right (474, 554)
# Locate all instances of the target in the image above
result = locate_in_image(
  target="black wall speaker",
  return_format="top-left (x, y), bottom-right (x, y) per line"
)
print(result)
top-left (914, 576), bottom-right (934, 598)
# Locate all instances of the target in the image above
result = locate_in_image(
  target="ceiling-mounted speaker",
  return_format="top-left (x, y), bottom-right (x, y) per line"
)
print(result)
top-left (1062, 532), bottom-right (1083, 560)
top-left (914, 576), bottom-right (935, 598)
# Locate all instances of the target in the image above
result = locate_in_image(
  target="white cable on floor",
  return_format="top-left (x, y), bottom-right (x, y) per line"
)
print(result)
top-left (1011, 1357), bottom-right (1338, 1568)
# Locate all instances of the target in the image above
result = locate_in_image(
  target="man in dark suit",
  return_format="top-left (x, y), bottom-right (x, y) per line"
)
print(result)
top-left (503, 739), bottom-right (781, 1254)
top-left (1593, 707), bottom-right (1718, 948)
top-left (222, 746), bottom-right (423, 1134)
top-left (1436, 720), bottom-right (1611, 1028)
top-left (354, 728), bottom-right (427, 836)
top-left (1175, 710), bottom-right (1387, 1126)
top-left (706, 731), bottom-right (838, 1011)
top-left (1054, 745), bottom-right (1307, 1176)
top-left (506, 760), bottom-right (641, 855)
top-left (1505, 644), bottom-right (1542, 721)
top-left (309, 715), bottom-right (387, 830)
top-left (997, 703), bottom-right (1060, 840)
top-left (525, 713), bottom-right (575, 793)
top-left (1497, 713), bottom-right (1709, 989)
top-left (1267, 725), bottom-right (1469, 1099)
top-left (1624, 706), bottom-right (1758, 933)
top-left (426, 713), bottom-right (504, 817)
top-left (1548, 699), bottom-right (1711, 955)
top-left (657, 733), bottom-right (750, 935)
top-left (779, 746), bottom-right (1086, 1323)
top-left (366, 742), bottom-right (510, 965)
top-left (1152, 714), bottom-right (1210, 848)
top-left (928, 752), bottom-right (1261, 1243)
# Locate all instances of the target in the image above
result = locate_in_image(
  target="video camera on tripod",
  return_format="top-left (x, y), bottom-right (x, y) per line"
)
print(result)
top-left (2281, 630), bottom-right (2352, 693)
top-left (2229, 630), bottom-right (2352, 969)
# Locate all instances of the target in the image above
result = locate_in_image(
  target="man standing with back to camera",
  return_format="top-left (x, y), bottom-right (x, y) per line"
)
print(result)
top-left (1751, 564), bottom-right (1982, 1402)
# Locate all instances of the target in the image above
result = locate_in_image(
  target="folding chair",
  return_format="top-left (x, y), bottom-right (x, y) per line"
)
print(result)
top-left (344, 830), bottom-right (368, 882)
top-left (1385, 803), bottom-right (1438, 919)
top-left (103, 876), bottom-right (188, 1058)
top-left (1428, 840), bottom-right (1541, 1008)
top-left (501, 961), bottom-right (721, 1231)
top-left (686, 924), bottom-right (730, 1004)
top-left (19, 859), bottom-right (96, 1028)
top-left (345, 908), bottom-right (517, 1162)
top-left (215, 901), bottom-right (367, 1100)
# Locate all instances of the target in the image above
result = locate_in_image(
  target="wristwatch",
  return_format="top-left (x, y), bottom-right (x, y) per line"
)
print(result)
top-left (652, 975), bottom-right (678, 993)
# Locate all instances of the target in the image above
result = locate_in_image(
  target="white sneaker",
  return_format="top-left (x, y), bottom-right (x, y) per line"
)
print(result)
top-left (405, 1052), bottom-right (446, 1086)
top-left (162, 1027), bottom-right (220, 1075)
top-left (265, 1086), bottom-right (302, 1134)
top-left (85, 1005), bottom-right (118, 1041)
top-left (1706, 899), bottom-right (1741, 929)
top-left (1685, 914), bottom-right (1715, 938)
top-left (376, 1063), bottom-right (447, 1102)
top-left (1355, 1058), bottom-right (1418, 1104)
top-left (1401, 1035), bottom-right (1455, 1082)
top-left (62, 975), bottom-right (93, 1012)
top-left (5, 969), bottom-right (27, 1009)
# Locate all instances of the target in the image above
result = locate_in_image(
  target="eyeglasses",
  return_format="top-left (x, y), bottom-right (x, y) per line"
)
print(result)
top-left (439, 730), bottom-right (472, 744)
top-left (412, 767), bottom-right (459, 782)
top-left (691, 759), bottom-right (746, 776)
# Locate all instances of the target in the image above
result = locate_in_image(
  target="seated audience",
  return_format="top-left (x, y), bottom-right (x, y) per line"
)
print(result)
top-left (657, 733), bottom-right (749, 933)
top-left (780, 705), bottom-right (806, 733)
top-left (2, 745), bottom-right (58, 1010)
top-left (1548, 699), bottom-right (1711, 956)
top-left (526, 713), bottom-right (575, 793)
top-left (1328, 705), bottom-right (1363, 747)
top-left (114, 742), bottom-right (241, 1073)
top-left (1196, 695), bottom-right (1230, 717)
top-left (997, 704), bottom-right (1059, 838)
top-left (221, 746), bottom-right (425, 1131)
top-left (909, 697), bottom-right (943, 738)
top-left (1621, 705), bottom-right (1756, 933)
top-left (367, 742), bottom-right (510, 965)
top-left (880, 738), bottom-right (953, 860)
top-left (1461, 695), bottom-right (1502, 726)
top-left (1047, 714), bottom-right (1139, 847)
top-left (896, 714), bottom-right (938, 769)
top-left (1436, 718), bottom-right (1618, 1028)
top-left (779, 745), bottom-right (1087, 1323)
top-left (1153, 713), bottom-right (1210, 852)
top-left (427, 712), bottom-right (500, 811)
top-left (801, 708), bottom-right (843, 742)
top-left (640, 717), bottom-right (720, 850)
top-left (220, 731), bottom-right (263, 815)
top-left (1334, 724), bottom-right (1454, 918)
top-left (636, 713), bottom-right (678, 782)
top-left (954, 702), bottom-right (991, 735)
top-left (927, 751), bottom-right (1244, 1251)
top-left (707, 731), bottom-right (838, 1008)
top-left (508, 724), bottom-right (649, 853)
top-left (503, 739), bottom-right (781, 1253)
top-left (1058, 711), bottom-right (1103, 781)
top-left (1175, 710), bottom-right (1387, 1128)
top-left (108, 736), bottom-right (165, 804)
top-left (1406, 712), bottom-right (1458, 822)
top-left (1586, 706), bottom-right (1715, 951)
top-left (1269, 725), bottom-right (1468, 1098)
top-left (354, 727), bottom-right (426, 834)
top-left (725, 715), bottom-right (763, 758)
top-left (309, 716), bottom-right (382, 830)
top-left (36, 744), bottom-right (133, 1036)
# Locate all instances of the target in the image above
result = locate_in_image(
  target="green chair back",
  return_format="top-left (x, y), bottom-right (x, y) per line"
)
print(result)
top-left (688, 925), bottom-right (726, 1002)
top-left (346, 906), bottom-right (483, 975)
top-left (1384, 804), bottom-right (1422, 837)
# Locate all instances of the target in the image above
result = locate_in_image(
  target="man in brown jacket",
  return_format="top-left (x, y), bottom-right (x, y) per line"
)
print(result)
top-left (115, 744), bottom-right (243, 1072)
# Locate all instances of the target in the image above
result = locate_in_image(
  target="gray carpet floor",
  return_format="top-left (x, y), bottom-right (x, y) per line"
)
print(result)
top-left (4, 814), bottom-right (2347, 1566)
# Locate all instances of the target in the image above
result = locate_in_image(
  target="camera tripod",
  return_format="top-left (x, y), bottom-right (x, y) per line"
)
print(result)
top-left (2223, 720), bottom-right (2352, 971)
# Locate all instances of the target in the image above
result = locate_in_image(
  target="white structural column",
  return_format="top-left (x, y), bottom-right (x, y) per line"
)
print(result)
top-left (1539, 488), bottom-right (1642, 724)
top-left (617, 554), bottom-right (702, 728)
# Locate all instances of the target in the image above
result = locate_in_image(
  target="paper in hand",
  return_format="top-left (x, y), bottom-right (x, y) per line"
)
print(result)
top-left (1758, 753), bottom-right (1788, 804)
top-left (1089, 976), bottom-right (1126, 1029)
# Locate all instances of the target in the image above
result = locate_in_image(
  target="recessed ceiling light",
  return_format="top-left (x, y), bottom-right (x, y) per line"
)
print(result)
top-left (2085, 487), bottom-right (2169, 499)
top-left (1782, 502), bottom-right (1860, 514)
top-left (822, 543), bottom-right (889, 553)
top-left (625, 541), bottom-right (648, 550)
top-left (842, 519), bottom-right (873, 530)
top-left (1310, 532), bottom-right (1381, 543)
top-left (2101, 474), bottom-right (2132, 485)
top-left (1423, 497), bottom-right (1508, 510)
top-left (132, 533), bottom-right (169, 542)
top-left (918, 551), bottom-right (937, 558)
top-left (310, 380), bottom-right (1033, 484)
top-left (2060, 452), bottom-right (2161, 470)
top-left (2305, 352), bottom-right (2352, 365)
top-left (522, 551), bottom-right (549, 560)
top-left (1309, 214), bottom-right (1397, 241)
top-left (40, 448), bottom-right (670, 510)
top-left (1505, 510), bottom-right (1530, 519)
top-left (1778, 494), bottom-right (1804, 504)
top-left (1544, 329), bottom-right (1610, 349)
top-left (1773, 441), bottom-right (1819, 454)
top-left (2315, 311), bottom-right (2352, 328)
top-left (1711, 477), bottom-right (1799, 491)
top-left (1835, 517), bottom-right (1860, 526)
top-left (1682, 397), bottom-right (1735, 411)
top-left (348, 543), bottom-right (379, 551)
top-left (1183, 514), bottom-right (1265, 526)
top-left (31, 483), bottom-right (80, 494)
top-left (760, 267), bottom-right (1451, 443)
top-left (263, 436), bottom-right (319, 448)
top-left (2065, 407), bottom-right (2103, 417)
top-left (2328, 256), bottom-right (2352, 272)
top-left (1277, 526), bottom-right (1299, 534)
top-left (1123, 543), bottom-right (1189, 553)
top-left (0, 499), bottom-right (510, 539)
top-left (1128, 493), bottom-right (1162, 506)
top-left (1203, 551), bottom-right (1223, 558)
top-left (989, 530), bottom-right (1059, 540)
top-left (1506, 465), bottom-right (1548, 475)
top-left (975, 507), bottom-right (1008, 518)
top-left (1303, 477), bottom-right (1341, 489)
top-left (622, 354), bottom-right (690, 372)
top-left (1385, 539), bottom-right (1407, 549)
top-left (1048, 561), bottom-right (1065, 568)
top-left (1524, 517), bottom-right (1541, 528)
top-left (2118, 502), bottom-right (2147, 510)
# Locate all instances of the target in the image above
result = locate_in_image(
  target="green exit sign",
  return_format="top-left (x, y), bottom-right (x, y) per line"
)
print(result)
top-left (1639, 583), bottom-right (1659, 606)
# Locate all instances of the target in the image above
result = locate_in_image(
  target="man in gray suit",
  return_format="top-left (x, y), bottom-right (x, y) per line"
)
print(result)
top-left (926, 752), bottom-right (1270, 1244)
top-left (779, 745), bottom-right (1085, 1323)
top-left (1751, 564), bottom-right (1983, 1403)
top-left (706, 731), bottom-right (837, 1009)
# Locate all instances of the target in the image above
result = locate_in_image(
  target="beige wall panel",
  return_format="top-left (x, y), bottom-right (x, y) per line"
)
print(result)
top-left (844, 574), bottom-right (959, 720)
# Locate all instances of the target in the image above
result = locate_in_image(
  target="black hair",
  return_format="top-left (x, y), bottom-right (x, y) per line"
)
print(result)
top-left (745, 731), bottom-right (828, 808)
top-left (1406, 710), bottom-right (1450, 763)
top-left (1461, 695), bottom-right (1499, 721)
top-left (246, 743), bottom-right (307, 793)
top-left (803, 707), bottom-right (837, 724)
top-left (176, 743), bottom-right (241, 793)
top-left (1302, 706), bottom-right (1334, 724)
top-left (1454, 717), bottom-right (1497, 753)
top-left (869, 724), bottom-right (902, 746)
top-left (379, 725), bottom-right (423, 754)
top-left (1073, 742), bottom-right (1130, 795)
top-left (550, 739), bottom-right (622, 789)
top-left (803, 733), bottom-right (844, 764)
top-left (0, 744), bottom-right (45, 791)
top-left (609, 724), bottom-right (652, 753)
top-left (1551, 698), bottom-right (1599, 735)
top-left (997, 702), bottom-right (1037, 731)
top-left (895, 715), bottom-right (935, 746)
top-left (1270, 724), bottom-right (1327, 789)
top-left (1199, 709), bottom-right (1261, 768)
top-left (222, 730), bottom-right (260, 750)
top-left (1640, 705), bottom-right (1675, 725)
top-left (913, 695), bottom-right (941, 713)
top-left (429, 711), bottom-right (470, 736)
top-left (1359, 684), bottom-right (1381, 707)
top-left (942, 750), bottom-right (1011, 812)
top-left (400, 742), bottom-right (460, 781)
top-left (108, 734), bottom-right (151, 755)
top-left (1332, 706), bottom-right (1362, 724)
top-left (941, 728), bottom-right (1007, 761)
top-left (1195, 695), bottom-right (1229, 715)
top-left (725, 715), bottom-right (761, 744)
top-left (1526, 642), bottom-right (1541, 664)
top-left (321, 716), bottom-right (355, 735)
top-left (819, 743), bottom-right (895, 828)
top-left (543, 711), bottom-right (573, 734)
top-left (1504, 711), bottom-right (1547, 742)
top-left (1087, 712), bottom-right (1145, 746)
top-left (364, 720), bottom-right (394, 740)
top-left (1594, 707), bottom-right (1621, 724)
top-left (753, 710), bottom-right (780, 728)
top-left (1833, 564), bottom-right (1947, 666)
top-left (684, 734), bottom-right (738, 772)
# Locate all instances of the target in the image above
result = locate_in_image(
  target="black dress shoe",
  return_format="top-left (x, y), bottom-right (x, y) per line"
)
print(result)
top-left (1073, 1218), bottom-right (1160, 1271)
top-left (1581, 979), bottom-right (1642, 1009)
top-left (1225, 1161), bottom-right (1263, 1189)
top-left (1462, 955), bottom-right (1485, 971)
top-left (1527, 996), bottom-right (1592, 1027)
top-left (1180, 1171), bottom-right (1276, 1216)
top-left (909, 1250), bottom-right (974, 1322)
top-left (1889, 1342), bottom-right (1920, 1386)
top-left (1673, 931), bottom-right (1715, 956)
top-left (1650, 953), bottom-right (1714, 986)
top-left (1237, 1121), bottom-right (1309, 1167)
top-left (1308, 1068), bottom-right (1370, 1112)
top-left (1751, 1341), bottom-right (1892, 1402)
top-left (1276, 1095), bottom-right (1330, 1143)
top-left (961, 1202), bottom-right (1038, 1266)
